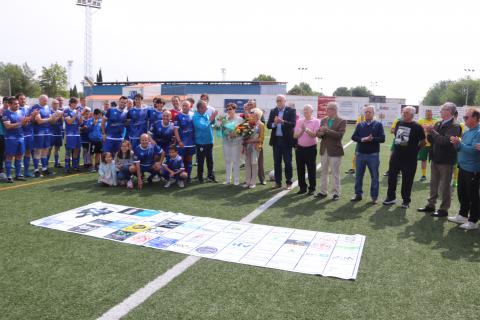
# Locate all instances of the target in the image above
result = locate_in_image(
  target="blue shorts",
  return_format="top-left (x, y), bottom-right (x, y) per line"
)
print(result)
top-left (65, 135), bottom-right (81, 150)
top-left (140, 164), bottom-right (156, 174)
top-left (51, 135), bottom-right (63, 147)
top-left (24, 135), bottom-right (34, 151)
top-left (103, 138), bottom-right (123, 154)
top-left (34, 134), bottom-right (51, 149)
top-left (5, 137), bottom-right (25, 156)
top-left (178, 146), bottom-right (196, 157)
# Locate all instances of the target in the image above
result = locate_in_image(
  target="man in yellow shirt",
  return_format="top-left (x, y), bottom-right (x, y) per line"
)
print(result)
top-left (417, 109), bottom-right (437, 181)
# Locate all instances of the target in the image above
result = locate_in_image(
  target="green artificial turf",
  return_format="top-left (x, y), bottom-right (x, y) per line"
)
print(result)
top-left (2, 125), bottom-right (478, 320)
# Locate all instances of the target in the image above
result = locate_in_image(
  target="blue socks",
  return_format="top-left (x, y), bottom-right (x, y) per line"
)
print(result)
top-left (24, 156), bottom-right (30, 176)
top-left (5, 160), bottom-right (12, 178)
top-left (41, 158), bottom-right (48, 171)
top-left (33, 158), bottom-right (39, 171)
top-left (14, 160), bottom-right (21, 177)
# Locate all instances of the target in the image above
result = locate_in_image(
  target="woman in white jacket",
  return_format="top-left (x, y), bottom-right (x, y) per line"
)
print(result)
top-left (220, 103), bottom-right (243, 185)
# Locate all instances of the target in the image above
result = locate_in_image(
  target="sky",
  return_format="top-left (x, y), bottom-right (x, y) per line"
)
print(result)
top-left (1, 0), bottom-right (478, 103)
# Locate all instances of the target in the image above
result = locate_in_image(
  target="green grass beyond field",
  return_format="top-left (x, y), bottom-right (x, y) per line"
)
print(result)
top-left (1, 125), bottom-right (478, 320)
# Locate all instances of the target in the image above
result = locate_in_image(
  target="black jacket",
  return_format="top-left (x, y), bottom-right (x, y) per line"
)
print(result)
top-left (266, 106), bottom-right (297, 147)
top-left (427, 118), bottom-right (462, 165)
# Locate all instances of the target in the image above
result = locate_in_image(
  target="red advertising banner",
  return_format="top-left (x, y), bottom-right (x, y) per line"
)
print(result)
top-left (317, 96), bottom-right (336, 119)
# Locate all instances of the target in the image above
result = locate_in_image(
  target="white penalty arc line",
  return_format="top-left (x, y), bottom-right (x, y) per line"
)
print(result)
top-left (98, 140), bottom-right (354, 320)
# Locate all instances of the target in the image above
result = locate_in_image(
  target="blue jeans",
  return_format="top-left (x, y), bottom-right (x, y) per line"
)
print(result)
top-left (273, 138), bottom-right (293, 185)
top-left (355, 152), bottom-right (380, 199)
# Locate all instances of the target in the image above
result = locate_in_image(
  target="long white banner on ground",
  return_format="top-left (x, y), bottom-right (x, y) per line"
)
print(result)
top-left (30, 202), bottom-right (366, 280)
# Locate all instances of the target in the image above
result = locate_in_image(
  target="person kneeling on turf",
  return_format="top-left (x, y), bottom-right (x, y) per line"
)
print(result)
top-left (129, 133), bottom-right (165, 190)
top-left (98, 152), bottom-right (117, 186)
top-left (161, 145), bottom-right (187, 188)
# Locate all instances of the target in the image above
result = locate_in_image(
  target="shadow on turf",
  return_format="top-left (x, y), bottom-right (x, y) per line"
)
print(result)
top-left (399, 214), bottom-right (480, 262)
top-left (368, 205), bottom-right (409, 229)
top-left (47, 178), bottom-right (278, 207)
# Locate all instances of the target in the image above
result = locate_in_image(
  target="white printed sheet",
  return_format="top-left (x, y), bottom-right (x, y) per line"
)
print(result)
top-left (30, 202), bottom-right (366, 280)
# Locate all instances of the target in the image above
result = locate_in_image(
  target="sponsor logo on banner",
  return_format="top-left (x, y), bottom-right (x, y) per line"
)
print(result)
top-left (317, 96), bottom-right (335, 119)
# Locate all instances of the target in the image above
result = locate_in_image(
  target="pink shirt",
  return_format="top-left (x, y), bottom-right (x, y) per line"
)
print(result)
top-left (295, 118), bottom-right (321, 147)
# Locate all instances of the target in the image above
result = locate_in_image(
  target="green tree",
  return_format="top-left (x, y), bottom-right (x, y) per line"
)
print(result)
top-left (422, 79), bottom-right (480, 106)
top-left (69, 85), bottom-right (79, 98)
top-left (252, 74), bottom-right (276, 81)
top-left (39, 63), bottom-right (68, 97)
top-left (0, 62), bottom-right (41, 96)
top-left (332, 87), bottom-right (351, 96)
top-left (351, 86), bottom-right (372, 97)
top-left (287, 82), bottom-right (317, 95)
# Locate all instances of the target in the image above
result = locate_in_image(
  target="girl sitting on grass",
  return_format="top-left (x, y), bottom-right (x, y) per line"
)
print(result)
top-left (98, 152), bottom-right (117, 186)
top-left (115, 140), bottom-right (135, 188)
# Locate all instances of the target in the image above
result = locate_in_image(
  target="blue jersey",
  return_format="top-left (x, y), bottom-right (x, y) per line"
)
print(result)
top-left (20, 106), bottom-right (33, 136)
top-left (133, 144), bottom-right (163, 168)
top-left (2, 109), bottom-right (24, 139)
top-left (149, 122), bottom-right (175, 147)
top-left (30, 104), bottom-right (52, 135)
top-left (175, 112), bottom-right (195, 147)
top-left (105, 108), bottom-right (127, 138)
top-left (148, 108), bottom-right (163, 128)
top-left (86, 118), bottom-right (103, 142)
top-left (165, 154), bottom-right (184, 171)
top-left (127, 107), bottom-right (148, 139)
top-left (64, 108), bottom-right (81, 137)
top-left (50, 109), bottom-right (63, 136)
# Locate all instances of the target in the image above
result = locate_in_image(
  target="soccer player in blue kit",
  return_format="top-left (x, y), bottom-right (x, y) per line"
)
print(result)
top-left (147, 97), bottom-right (164, 128)
top-left (30, 94), bottom-right (59, 177)
top-left (129, 133), bottom-right (165, 190)
top-left (127, 93), bottom-right (148, 149)
top-left (17, 92), bottom-right (36, 177)
top-left (161, 145), bottom-right (188, 188)
top-left (149, 110), bottom-right (175, 153)
top-left (102, 96), bottom-right (127, 155)
top-left (1, 97), bottom-right (27, 182)
top-left (49, 99), bottom-right (64, 168)
top-left (63, 97), bottom-right (83, 173)
top-left (174, 100), bottom-right (195, 182)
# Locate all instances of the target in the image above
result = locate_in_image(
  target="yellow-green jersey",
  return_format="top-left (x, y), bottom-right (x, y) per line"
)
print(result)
top-left (418, 118), bottom-right (437, 147)
top-left (356, 115), bottom-right (366, 125)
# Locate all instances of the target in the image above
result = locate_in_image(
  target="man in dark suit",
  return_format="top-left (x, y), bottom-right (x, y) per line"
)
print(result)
top-left (267, 95), bottom-right (297, 190)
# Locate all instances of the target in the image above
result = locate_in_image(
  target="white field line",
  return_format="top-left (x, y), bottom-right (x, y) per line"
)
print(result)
top-left (97, 140), bottom-right (354, 320)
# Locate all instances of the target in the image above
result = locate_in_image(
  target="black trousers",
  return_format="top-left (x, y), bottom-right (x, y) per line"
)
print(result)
top-left (295, 145), bottom-right (317, 191)
top-left (272, 138), bottom-right (293, 185)
top-left (387, 155), bottom-right (417, 203)
top-left (196, 144), bottom-right (214, 180)
top-left (458, 167), bottom-right (480, 223)
top-left (0, 135), bottom-right (4, 173)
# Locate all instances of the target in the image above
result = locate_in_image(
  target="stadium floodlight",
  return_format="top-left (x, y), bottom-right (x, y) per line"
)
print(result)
top-left (76, 0), bottom-right (102, 84)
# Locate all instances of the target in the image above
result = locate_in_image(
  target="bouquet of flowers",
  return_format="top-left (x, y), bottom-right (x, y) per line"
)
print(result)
top-left (235, 119), bottom-right (255, 138)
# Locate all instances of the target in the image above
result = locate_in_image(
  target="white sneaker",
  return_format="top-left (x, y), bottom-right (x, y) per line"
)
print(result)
top-left (126, 179), bottom-right (133, 189)
top-left (248, 184), bottom-right (256, 189)
top-left (448, 215), bottom-right (469, 224)
top-left (242, 183), bottom-right (249, 188)
top-left (152, 175), bottom-right (161, 183)
top-left (233, 181), bottom-right (239, 186)
top-left (177, 180), bottom-right (185, 188)
top-left (459, 221), bottom-right (478, 230)
top-left (223, 181), bottom-right (230, 185)
top-left (164, 178), bottom-right (175, 188)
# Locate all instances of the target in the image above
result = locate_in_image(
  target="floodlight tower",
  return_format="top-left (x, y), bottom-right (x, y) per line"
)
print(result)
top-left (76, 0), bottom-right (102, 83)
top-left (67, 60), bottom-right (74, 89)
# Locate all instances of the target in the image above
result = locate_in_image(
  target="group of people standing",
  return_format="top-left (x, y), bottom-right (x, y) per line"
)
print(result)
top-left (2, 92), bottom-right (480, 230)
